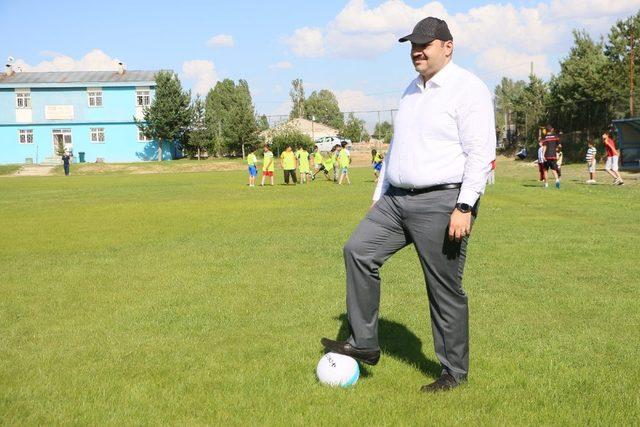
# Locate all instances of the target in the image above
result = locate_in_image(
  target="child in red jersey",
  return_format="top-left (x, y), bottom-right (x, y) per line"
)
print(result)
top-left (603, 132), bottom-right (624, 185)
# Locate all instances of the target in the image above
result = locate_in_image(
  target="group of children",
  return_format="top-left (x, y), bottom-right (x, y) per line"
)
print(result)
top-left (536, 126), bottom-right (625, 187)
top-left (246, 141), bottom-right (373, 187)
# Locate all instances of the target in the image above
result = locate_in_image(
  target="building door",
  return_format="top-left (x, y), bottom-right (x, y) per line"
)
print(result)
top-left (52, 129), bottom-right (72, 155)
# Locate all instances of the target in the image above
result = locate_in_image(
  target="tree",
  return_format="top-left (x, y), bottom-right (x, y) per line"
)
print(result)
top-left (205, 79), bottom-right (259, 156)
top-left (230, 80), bottom-right (259, 157)
top-left (340, 113), bottom-right (370, 142)
top-left (304, 89), bottom-right (344, 129)
top-left (257, 114), bottom-right (269, 132)
top-left (136, 70), bottom-right (192, 161)
top-left (548, 30), bottom-right (612, 133)
top-left (494, 77), bottom-right (526, 147)
top-left (184, 96), bottom-right (209, 160)
top-left (289, 78), bottom-right (305, 119)
top-left (205, 79), bottom-right (234, 156)
top-left (604, 11), bottom-right (640, 118)
top-left (373, 121), bottom-right (393, 144)
top-left (518, 74), bottom-right (550, 148)
top-left (270, 129), bottom-right (314, 155)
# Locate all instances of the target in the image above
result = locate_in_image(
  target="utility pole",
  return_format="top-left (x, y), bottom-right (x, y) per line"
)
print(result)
top-left (630, 24), bottom-right (636, 116)
top-left (530, 61), bottom-right (534, 76)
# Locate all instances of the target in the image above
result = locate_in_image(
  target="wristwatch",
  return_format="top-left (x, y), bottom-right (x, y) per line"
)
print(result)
top-left (455, 203), bottom-right (472, 214)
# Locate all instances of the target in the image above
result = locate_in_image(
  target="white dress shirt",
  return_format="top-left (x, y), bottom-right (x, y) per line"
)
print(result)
top-left (373, 61), bottom-right (496, 205)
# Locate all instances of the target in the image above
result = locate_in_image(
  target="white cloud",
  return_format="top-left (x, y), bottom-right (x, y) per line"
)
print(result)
top-left (283, 27), bottom-right (325, 58)
top-left (283, 0), bottom-right (640, 80)
top-left (548, 0), bottom-right (640, 19)
top-left (335, 89), bottom-right (389, 112)
top-left (269, 100), bottom-right (293, 118)
top-left (13, 49), bottom-right (122, 72)
top-left (182, 60), bottom-right (219, 96)
top-left (207, 34), bottom-right (235, 48)
top-left (475, 48), bottom-right (552, 80)
top-left (269, 61), bottom-right (293, 70)
top-left (289, 1), bottom-right (554, 59)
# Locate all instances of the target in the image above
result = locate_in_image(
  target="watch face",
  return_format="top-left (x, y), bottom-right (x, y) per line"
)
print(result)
top-left (457, 203), bottom-right (471, 213)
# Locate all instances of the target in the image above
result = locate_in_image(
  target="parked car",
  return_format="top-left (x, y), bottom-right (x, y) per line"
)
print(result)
top-left (314, 136), bottom-right (352, 152)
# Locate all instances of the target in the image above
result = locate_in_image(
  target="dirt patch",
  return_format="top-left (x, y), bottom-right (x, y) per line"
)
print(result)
top-left (72, 160), bottom-right (246, 175)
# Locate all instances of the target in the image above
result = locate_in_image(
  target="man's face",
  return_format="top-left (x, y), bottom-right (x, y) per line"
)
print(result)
top-left (411, 40), bottom-right (453, 78)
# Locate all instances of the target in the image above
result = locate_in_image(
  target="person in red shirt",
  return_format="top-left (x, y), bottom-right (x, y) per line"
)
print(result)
top-left (487, 159), bottom-right (496, 185)
top-left (541, 125), bottom-right (561, 189)
top-left (603, 132), bottom-right (624, 185)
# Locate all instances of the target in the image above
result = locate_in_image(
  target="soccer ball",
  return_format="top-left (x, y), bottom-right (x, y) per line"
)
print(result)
top-left (316, 352), bottom-right (360, 387)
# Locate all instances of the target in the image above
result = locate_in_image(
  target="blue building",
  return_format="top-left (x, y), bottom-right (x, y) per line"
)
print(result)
top-left (0, 67), bottom-right (176, 164)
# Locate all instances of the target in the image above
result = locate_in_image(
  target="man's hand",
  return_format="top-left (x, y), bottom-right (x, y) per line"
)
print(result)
top-left (448, 209), bottom-right (472, 242)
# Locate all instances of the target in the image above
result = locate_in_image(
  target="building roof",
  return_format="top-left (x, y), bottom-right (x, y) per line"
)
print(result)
top-left (0, 70), bottom-right (162, 88)
top-left (260, 117), bottom-right (338, 142)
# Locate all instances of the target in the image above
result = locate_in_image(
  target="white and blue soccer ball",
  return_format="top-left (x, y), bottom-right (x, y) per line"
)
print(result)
top-left (316, 352), bottom-right (360, 387)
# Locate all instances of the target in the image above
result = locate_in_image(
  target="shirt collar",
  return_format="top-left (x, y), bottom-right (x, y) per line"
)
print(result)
top-left (415, 61), bottom-right (456, 90)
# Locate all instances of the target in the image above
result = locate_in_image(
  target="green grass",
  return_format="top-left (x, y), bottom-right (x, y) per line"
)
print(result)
top-left (0, 164), bottom-right (21, 176)
top-left (1, 160), bottom-right (639, 425)
top-left (50, 157), bottom-right (245, 176)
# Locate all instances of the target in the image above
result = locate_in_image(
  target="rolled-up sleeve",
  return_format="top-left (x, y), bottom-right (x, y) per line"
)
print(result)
top-left (456, 82), bottom-right (496, 206)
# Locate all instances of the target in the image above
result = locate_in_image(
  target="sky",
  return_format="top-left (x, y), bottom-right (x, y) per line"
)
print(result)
top-left (2, 0), bottom-right (640, 129)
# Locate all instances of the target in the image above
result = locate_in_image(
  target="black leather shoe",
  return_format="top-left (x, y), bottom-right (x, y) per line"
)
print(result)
top-left (420, 373), bottom-right (462, 393)
top-left (320, 338), bottom-right (380, 365)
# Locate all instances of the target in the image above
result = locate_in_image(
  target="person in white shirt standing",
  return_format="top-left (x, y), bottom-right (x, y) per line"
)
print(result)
top-left (321, 17), bottom-right (496, 393)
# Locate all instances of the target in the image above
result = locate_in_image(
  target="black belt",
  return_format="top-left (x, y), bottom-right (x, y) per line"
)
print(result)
top-left (392, 183), bottom-right (462, 194)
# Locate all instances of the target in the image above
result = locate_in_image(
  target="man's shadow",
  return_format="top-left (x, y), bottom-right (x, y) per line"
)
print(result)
top-left (330, 313), bottom-right (441, 378)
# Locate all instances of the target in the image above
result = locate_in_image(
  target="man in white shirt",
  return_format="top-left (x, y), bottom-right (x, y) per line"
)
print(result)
top-left (321, 17), bottom-right (496, 393)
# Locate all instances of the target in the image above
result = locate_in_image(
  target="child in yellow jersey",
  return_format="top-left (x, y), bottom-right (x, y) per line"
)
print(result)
top-left (313, 150), bottom-right (332, 180)
top-left (260, 144), bottom-right (275, 186)
top-left (311, 145), bottom-right (323, 181)
top-left (296, 145), bottom-right (311, 184)
top-left (338, 144), bottom-right (351, 185)
top-left (246, 146), bottom-right (258, 187)
top-left (331, 145), bottom-right (340, 182)
top-left (280, 144), bottom-right (298, 185)
top-left (371, 149), bottom-right (383, 182)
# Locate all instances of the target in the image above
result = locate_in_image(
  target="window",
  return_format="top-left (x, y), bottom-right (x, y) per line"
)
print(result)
top-left (136, 89), bottom-right (150, 107)
top-left (138, 130), bottom-right (151, 142)
top-left (18, 129), bottom-right (33, 144)
top-left (87, 88), bottom-right (103, 107)
top-left (90, 128), bottom-right (105, 143)
top-left (16, 91), bottom-right (31, 109)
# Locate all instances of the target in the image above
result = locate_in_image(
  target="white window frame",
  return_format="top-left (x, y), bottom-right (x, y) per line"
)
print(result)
top-left (136, 88), bottom-right (151, 107)
top-left (87, 87), bottom-right (103, 107)
top-left (18, 129), bottom-right (34, 144)
top-left (15, 89), bottom-right (31, 109)
top-left (90, 127), bottom-right (105, 143)
top-left (138, 130), bottom-right (151, 142)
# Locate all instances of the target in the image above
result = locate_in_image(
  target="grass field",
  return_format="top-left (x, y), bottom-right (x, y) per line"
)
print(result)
top-left (1, 159), bottom-right (639, 425)
top-left (0, 164), bottom-right (21, 176)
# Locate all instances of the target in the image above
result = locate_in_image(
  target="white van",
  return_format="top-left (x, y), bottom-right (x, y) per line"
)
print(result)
top-left (314, 136), bottom-right (352, 152)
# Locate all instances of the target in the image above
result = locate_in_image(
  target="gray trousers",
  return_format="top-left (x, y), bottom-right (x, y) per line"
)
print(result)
top-left (343, 186), bottom-right (474, 382)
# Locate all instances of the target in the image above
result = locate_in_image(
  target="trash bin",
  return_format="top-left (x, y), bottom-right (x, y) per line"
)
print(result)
top-left (79, 152), bottom-right (86, 163)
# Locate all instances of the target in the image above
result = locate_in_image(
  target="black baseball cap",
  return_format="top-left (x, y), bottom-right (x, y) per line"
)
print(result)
top-left (398, 17), bottom-right (453, 44)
